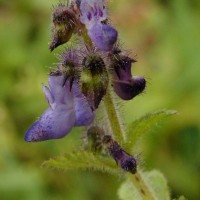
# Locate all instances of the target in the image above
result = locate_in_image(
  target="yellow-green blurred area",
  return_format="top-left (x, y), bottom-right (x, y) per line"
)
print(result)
top-left (0, 0), bottom-right (200, 199)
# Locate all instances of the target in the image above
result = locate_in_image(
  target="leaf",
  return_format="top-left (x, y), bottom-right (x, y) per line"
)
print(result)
top-left (142, 170), bottom-right (170, 200)
top-left (118, 170), bottom-right (170, 200)
top-left (118, 179), bottom-right (143, 200)
top-left (125, 110), bottom-right (177, 151)
top-left (41, 150), bottom-right (120, 175)
top-left (173, 196), bottom-right (187, 200)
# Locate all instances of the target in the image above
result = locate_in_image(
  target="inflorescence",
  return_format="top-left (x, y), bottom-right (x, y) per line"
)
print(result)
top-left (25, 0), bottom-right (146, 174)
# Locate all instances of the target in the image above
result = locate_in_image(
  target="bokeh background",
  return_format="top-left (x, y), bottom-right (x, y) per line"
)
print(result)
top-left (0, 0), bottom-right (200, 199)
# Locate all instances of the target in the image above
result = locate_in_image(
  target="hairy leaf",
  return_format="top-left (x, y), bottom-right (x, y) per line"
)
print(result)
top-left (118, 178), bottom-right (143, 200)
top-left (118, 170), bottom-right (170, 200)
top-left (125, 110), bottom-right (177, 151)
top-left (41, 151), bottom-right (120, 175)
top-left (142, 170), bottom-right (170, 200)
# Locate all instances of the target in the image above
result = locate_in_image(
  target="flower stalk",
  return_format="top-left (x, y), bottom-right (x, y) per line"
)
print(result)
top-left (103, 87), bottom-right (126, 143)
top-left (103, 86), bottom-right (155, 200)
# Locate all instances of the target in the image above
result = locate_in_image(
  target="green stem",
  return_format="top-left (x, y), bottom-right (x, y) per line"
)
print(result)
top-left (104, 88), bottom-right (155, 200)
top-left (103, 88), bottom-right (126, 143)
top-left (129, 172), bottom-right (155, 200)
top-left (82, 27), bottom-right (93, 47)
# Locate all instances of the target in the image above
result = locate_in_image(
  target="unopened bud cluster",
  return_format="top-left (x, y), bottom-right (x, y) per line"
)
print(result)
top-left (87, 126), bottom-right (137, 174)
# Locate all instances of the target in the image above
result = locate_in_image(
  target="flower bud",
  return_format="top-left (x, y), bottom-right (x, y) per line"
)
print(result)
top-left (60, 49), bottom-right (81, 90)
top-left (81, 53), bottom-right (108, 110)
top-left (103, 135), bottom-right (137, 174)
top-left (49, 4), bottom-right (78, 51)
top-left (113, 76), bottom-right (146, 100)
top-left (83, 53), bottom-right (105, 76)
top-left (87, 126), bottom-right (104, 152)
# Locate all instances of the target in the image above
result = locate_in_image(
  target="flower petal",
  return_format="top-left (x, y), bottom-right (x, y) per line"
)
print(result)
top-left (48, 74), bottom-right (74, 105)
top-left (42, 84), bottom-right (55, 108)
top-left (72, 84), bottom-right (95, 126)
top-left (88, 23), bottom-right (118, 51)
top-left (112, 57), bottom-right (134, 80)
top-left (24, 105), bottom-right (76, 142)
top-left (113, 76), bottom-right (146, 100)
top-left (80, 0), bottom-right (107, 29)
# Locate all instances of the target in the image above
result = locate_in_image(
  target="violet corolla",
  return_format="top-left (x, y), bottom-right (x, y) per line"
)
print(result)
top-left (80, 0), bottom-right (118, 51)
top-left (25, 74), bottom-right (94, 142)
top-left (110, 49), bottom-right (146, 100)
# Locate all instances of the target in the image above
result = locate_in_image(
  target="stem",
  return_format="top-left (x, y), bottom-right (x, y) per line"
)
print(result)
top-left (103, 88), bottom-right (126, 143)
top-left (82, 27), bottom-right (93, 48)
top-left (104, 88), bottom-right (155, 200)
top-left (129, 172), bottom-right (155, 200)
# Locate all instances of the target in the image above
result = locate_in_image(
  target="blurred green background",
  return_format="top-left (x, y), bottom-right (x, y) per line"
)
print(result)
top-left (0, 0), bottom-right (200, 199)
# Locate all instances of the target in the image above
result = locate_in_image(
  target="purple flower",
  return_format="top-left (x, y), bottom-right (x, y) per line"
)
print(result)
top-left (80, 0), bottom-right (108, 29)
top-left (113, 76), bottom-right (146, 100)
top-left (80, 0), bottom-right (117, 51)
top-left (25, 74), bottom-right (94, 142)
top-left (110, 54), bottom-right (146, 100)
top-left (88, 23), bottom-right (118, 52)
top-left (112, 56), bottom-right (134, 80)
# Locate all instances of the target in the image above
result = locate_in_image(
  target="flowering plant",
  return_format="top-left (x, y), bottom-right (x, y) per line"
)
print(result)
top-left (24, 0), bottom-right (183, 199)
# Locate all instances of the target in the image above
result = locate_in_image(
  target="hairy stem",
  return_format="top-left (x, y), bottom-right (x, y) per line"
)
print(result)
top-left (104, 87), bottom-right (126, 143)
top-left (82, 27), bottom-right (93, 48)
top-left (104, 88), bottom-right (155, 200)
top-left (129, 172), bottom-right (155, 200)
